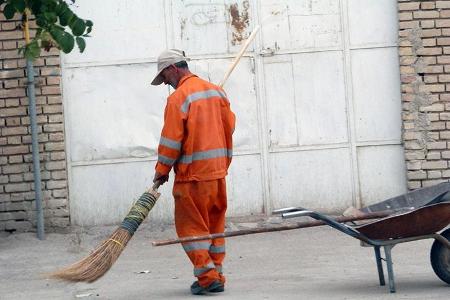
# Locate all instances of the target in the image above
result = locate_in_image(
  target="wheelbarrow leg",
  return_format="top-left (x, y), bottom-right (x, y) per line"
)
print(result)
top-left (383, 245), bottom-right (396, 293)
top-left (374, 246), bottom-right (385, 286)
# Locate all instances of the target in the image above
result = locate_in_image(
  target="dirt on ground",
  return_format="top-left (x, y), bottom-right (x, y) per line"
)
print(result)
top-left (0, 217), bottom-right (448, 299)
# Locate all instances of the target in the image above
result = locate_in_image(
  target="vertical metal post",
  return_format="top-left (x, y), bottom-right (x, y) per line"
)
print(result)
top-left (340, 0), bottom-right (362, 209)
top-left (374, 246), bottom-right (385, 286)
top-left (26, 59), bottom-right (45, 240)
top-left (23, 8), bottom-right (44, 240)
top-left (384, 245), bottom-right (395, 293)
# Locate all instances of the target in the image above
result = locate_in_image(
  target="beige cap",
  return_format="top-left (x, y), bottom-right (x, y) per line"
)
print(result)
top-left (151, 49), bottom-right (190, 85)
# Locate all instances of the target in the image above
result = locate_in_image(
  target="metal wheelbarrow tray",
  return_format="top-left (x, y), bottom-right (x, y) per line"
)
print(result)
top-left (274, 183), bottom-right (450, 293)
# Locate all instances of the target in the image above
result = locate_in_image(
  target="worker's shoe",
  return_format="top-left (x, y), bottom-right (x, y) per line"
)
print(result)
top-left (190, 280), bottom-right (224, 295)
top-left (208, 281), bottom-right (225, 293)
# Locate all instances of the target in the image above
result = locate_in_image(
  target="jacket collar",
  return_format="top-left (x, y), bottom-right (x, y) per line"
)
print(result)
top-left (178, 74), bottom-right (197, 87)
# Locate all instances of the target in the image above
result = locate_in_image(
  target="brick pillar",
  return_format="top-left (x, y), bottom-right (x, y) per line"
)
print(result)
top-left (398, 0), bottom-right (450, 189)
top-left (0, 12), bottom-right (69, 232)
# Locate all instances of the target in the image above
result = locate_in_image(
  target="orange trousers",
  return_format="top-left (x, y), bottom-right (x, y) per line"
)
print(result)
top-left (173, 178), bottom-right (227, 287)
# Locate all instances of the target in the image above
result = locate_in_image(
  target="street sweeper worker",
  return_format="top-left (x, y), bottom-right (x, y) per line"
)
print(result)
top-left (151, 49), bottom-right (235, 295)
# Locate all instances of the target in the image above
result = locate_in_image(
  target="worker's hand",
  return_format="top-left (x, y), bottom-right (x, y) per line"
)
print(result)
top-left (153, 172), bottom-right (169, 186)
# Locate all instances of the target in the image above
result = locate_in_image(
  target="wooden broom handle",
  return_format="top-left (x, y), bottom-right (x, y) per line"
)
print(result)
top-left (151, 180), bottom-right (162, 191)
top-left (218, 10), bottom-right (283, 88)
top-left (152, 210), bottom-right (392, 246)
top-left (218, 24), bottom-right (261, 88)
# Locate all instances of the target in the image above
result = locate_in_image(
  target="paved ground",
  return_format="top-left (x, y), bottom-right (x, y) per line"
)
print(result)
top-left (1, 217), bottom-right (448, 300)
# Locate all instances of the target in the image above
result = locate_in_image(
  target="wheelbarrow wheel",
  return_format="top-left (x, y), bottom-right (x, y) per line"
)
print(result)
top-left (430, 228), bottom-right (450, 284)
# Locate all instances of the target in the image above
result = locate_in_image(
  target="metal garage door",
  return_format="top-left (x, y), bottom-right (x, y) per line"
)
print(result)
top-left (62, 0), bottom-right (406, 226)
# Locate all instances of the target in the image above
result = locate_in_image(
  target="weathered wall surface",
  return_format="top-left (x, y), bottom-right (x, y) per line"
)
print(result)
top-left (398, 0), bottom-right (450, 189)
top-left (0, 12), bottom-right (69, 232)
top-left (62, 0), bottom-right (407, 226)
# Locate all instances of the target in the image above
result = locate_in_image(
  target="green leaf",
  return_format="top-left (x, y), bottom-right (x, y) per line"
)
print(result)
top-left (50, 24), bottom-right (66, 34)
top-left (30, 0), bottom-right (43, 15)
top-left (43, 0), bottom-right (57, 11)
top-left (3, 3), bottom-right (16, 19)
top-left (49, 26), bottom-right (62, 41)
top-left (70, 17), bottom-right (86, 36)
top-left (58, 7), bottom-right (74, 26)
top-left (76, 36), bottom-right (86, 52)
top-left (49, 25), bottom-right (75, 53)
top-left (41, 39), bottom-right (53, 51)
top-left (43, 11), bottom-right (57, 23)
top-left (54, 1), bottom-right (67, 15)
top-left (24, 40), bottom-right (41, 60)
top-left (36, 16), bottom-right (47, 27)
top-left (60, 32), bottom-right (75, 53)
top-left (82, 20), bottom-right (93, 34)
top-left (12, 0), bottom-right (26, 13)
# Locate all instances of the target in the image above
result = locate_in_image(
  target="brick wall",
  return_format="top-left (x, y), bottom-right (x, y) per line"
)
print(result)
top-left (0, 12), bottom-right (69, 232)
top-left (399, 0), bottom-right (450, 189)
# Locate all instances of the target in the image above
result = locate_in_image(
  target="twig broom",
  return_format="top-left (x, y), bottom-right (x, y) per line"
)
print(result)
top-left (49, 182), bottom-right (161, 282)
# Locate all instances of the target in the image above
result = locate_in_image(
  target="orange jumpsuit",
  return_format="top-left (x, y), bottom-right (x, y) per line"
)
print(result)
top-left (155, 74), bottom-right (235, 287)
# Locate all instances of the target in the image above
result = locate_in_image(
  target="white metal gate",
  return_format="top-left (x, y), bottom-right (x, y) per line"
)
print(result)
top-left (62, 0), bottom-right (406, 226)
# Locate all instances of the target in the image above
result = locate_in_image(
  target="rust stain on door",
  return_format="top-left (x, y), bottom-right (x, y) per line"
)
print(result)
top-left (180, 17), bottom-right (187, 40)
top-left (229, 0), bottom-right (250, 45)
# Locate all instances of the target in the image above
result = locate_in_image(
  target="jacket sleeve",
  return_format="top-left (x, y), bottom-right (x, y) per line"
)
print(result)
top-left (155, 100), bottom-right (186, 175)
top-left (229, 105), bottom-right (236, 134)
top-left (221, 94), bottom-right (235, 168)
top-left (219, 88), bottom-right (236, 134)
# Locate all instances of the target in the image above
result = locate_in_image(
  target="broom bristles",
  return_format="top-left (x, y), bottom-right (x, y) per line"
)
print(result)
top-left (49, 189), bottom-right (160, 283)
top-left (49, 228), bottom-right (131, 282)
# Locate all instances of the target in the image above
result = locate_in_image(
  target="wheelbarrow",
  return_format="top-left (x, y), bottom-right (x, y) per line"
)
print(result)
top-left (152, 183), bottom-right (450, 293)
top-left (274, 184), bottom-right (450, 293)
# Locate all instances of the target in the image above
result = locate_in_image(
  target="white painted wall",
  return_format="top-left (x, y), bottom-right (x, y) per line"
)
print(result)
top-left (62, 0), bottom-right (406, 226)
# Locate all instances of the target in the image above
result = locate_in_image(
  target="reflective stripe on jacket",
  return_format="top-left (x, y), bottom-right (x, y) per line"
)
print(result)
top-left (155, 74), bottom-right (235, 182)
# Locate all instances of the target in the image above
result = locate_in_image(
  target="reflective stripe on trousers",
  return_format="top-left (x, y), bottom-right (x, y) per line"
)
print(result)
top-left (182, 242), bottom-right (226, 276)
top-left (194, 262), bottom-right (216, 276)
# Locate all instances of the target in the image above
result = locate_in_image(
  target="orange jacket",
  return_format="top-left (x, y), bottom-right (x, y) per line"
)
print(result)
top-left (155, 74), bottom-right (235, 182)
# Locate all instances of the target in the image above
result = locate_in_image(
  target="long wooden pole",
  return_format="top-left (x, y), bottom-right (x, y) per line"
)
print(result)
top-left (218, 10), bottom-right (283, 88)
top-left (152, 210), bottom-right (392, 246)
top-left (218, 23), bottom-right (261, 88)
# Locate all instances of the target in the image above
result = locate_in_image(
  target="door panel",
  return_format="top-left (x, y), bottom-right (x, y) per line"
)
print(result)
top-left (64, 64), bottom-right (167, 162)
top-left (264, 55), bottom-right (298, 147)
top-left (348, 0), bottom-right (398, 47)
top-left (269, 148), bottom-right (353, 211)
top-left (292, 51), bottom-right (348, 145)
top-left (63, 0), bottom-right (406, 225)
top-left (352, 47), bottom-right (402, 142)
top-left (63, 0), bottom-right (167, 64)
top-left (260, 0), bottom-right (341, 51)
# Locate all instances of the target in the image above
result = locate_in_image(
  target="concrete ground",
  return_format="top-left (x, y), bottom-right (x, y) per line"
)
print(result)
top-left (0, 217), bottom-right (448, 300)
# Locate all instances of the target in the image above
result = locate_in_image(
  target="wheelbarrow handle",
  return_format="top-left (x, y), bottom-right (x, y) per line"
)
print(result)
top-left (282, 210), bottom-right (371, 242)
top-left (272, 207), bottom-right (307, 214)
